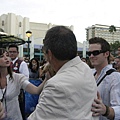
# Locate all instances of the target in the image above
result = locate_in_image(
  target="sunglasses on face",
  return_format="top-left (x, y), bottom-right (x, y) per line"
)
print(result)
top-left (87, 50), bottom-right (105, 57)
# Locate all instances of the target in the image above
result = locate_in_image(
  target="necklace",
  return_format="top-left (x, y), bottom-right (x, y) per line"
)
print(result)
top-left (0, 81), bottom-right (7, 112)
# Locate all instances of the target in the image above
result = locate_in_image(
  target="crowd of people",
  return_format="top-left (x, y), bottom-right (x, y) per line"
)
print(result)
top-left (0, 26), bottom-right (120, 120)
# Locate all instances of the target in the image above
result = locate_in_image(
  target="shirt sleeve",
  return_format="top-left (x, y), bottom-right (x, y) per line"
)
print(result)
top-left (13, 72), bottom-right (30, 90)
top-left (19, 61), bottom-right (29, 78)
top-left (110, 73), bottom-right (120, 119)
top-left (18, 73), bottom-right (30, 89)
top-left (28, 81), bottom-right (67, 120)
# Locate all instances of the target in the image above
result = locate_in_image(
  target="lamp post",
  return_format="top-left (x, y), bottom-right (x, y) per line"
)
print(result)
top-left (26, 30), bottom-right (32, 59)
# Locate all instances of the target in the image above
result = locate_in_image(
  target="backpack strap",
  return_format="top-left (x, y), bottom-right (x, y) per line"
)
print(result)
top-left (95, 69), bottom-right (116, 86)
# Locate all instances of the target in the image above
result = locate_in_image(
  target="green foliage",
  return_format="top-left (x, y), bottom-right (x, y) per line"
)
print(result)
top-left (110, 41), bottom-right (120, 56)
top-left (109, 25), bottom-right (116, 34)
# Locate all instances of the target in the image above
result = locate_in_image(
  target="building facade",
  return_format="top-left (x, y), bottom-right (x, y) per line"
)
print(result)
top-left (0, 13), bottom-right (83, 60)
top-left (86, 24), bottom-right (120, 43)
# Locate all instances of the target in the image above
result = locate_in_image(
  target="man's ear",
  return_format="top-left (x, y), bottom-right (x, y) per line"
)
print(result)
top-left (47, 49), bottom-right (53, 61)
top-left (105, 51), bottom-right (110, 57)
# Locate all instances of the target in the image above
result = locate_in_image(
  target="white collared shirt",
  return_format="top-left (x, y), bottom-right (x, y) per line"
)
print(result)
top-left (12, 57), bottom-right (29, 78)
top-left (95, 65), bottom-right (120, 120)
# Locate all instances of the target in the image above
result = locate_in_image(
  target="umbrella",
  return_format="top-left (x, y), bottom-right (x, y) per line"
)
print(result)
top-left (0, 32), bottom-right (26, 48)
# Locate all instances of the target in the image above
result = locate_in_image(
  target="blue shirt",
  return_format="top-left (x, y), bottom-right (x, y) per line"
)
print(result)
top-left (95, 65), bottom-right (120, 120)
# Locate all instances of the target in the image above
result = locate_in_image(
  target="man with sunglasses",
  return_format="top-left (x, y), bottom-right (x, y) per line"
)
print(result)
top-left (88, 37), bottom-right (120, 120)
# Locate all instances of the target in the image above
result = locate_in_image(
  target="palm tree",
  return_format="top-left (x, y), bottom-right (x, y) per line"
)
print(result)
top-left (110, 41), bottom-right (120, 56)
top-left (109, 25), bottom-right (116, 43)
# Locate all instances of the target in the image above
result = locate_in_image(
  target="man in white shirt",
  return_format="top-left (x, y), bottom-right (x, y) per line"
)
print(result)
top-left (28, 26), bottom-right (98, 120)
top-left (8, 44), bottom-right (29, 77)
top-left (88, 37), bottom-right (120, 120)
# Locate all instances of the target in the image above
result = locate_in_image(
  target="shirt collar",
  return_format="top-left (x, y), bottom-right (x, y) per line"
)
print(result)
top-left (57, 56), bottom-right (81, 74)
top-left (12, 57), bottom-right (18, 64)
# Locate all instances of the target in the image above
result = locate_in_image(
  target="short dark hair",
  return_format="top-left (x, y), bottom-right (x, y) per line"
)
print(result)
top-left (8, 44), bottom-right (18, 51)
top-left (43, 26), bottom-right (77, 60)
top-left (89, 37), bottom-right (110, 62)
top-left (89, 37), bottom-right (110, 52)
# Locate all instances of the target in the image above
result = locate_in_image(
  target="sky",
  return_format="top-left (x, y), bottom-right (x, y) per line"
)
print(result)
top-left (0, 0), bottom-right (120, 43)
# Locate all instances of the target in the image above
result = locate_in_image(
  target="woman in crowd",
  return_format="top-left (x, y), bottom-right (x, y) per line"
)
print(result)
top-left (28, 58), bottom-right (40, 79)
top-left (0, 48), bottom-right (47, 120)
top-left (26, 58), bottom-right (42, 117)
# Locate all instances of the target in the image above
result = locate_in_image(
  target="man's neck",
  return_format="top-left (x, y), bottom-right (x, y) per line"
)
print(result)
top-left (12, 57), bottom-right (18, 64)
top-left (94, 63), bottom-right (108, 76)
top-left (52, 59), bottom-right (69, 73)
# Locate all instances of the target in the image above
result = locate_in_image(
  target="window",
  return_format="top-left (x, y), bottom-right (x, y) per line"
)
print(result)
top-left (2, 21), bottom-right (4, 26)
top-left (19, 22), bottom-right (21, 27)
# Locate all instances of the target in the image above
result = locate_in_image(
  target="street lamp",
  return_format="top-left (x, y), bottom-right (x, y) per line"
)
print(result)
top-left (26, 30), bottom-right (32, 59)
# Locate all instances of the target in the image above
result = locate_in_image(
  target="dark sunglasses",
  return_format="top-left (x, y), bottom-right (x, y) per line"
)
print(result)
top-left (87, 50), bottom-right (105, 56)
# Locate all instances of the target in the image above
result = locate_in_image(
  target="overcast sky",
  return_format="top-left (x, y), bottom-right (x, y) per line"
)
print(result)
top-left (0, 0), bottom-right (120, 43)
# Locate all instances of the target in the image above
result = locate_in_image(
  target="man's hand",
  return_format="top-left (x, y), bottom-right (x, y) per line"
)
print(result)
top-left (0, 102), bottom-right (5, 119)
top-left (91, 91), bottom-right (106, 116)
